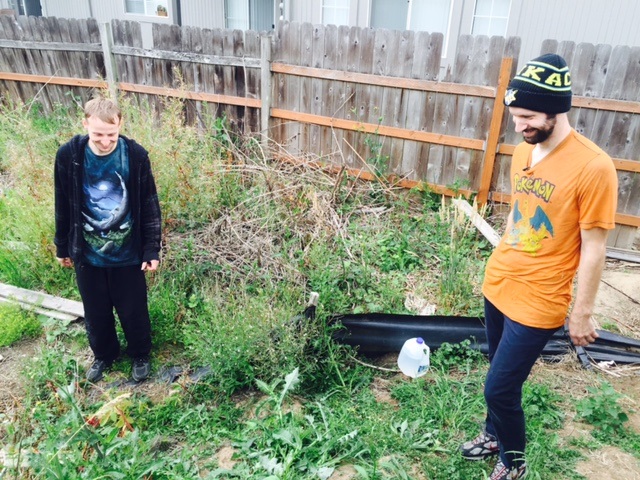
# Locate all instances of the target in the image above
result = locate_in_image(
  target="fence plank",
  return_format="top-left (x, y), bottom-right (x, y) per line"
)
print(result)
top-left (0, 16), bottom-right (32, 108)
top-left (277, 21), bottom-right (301, 153)
top-left (352, 27), bottom-right (375, 170)
top-left (341, 25), bottom-right (362, 166)
top-left (244, 30), bottom-right (261, 133)
top-left (413, 32), bottom-right (444, 181)
top-left (320, 24), bottom-right (339, 160)
top-left (330, 24), bottom-right (351, 164)
top-left (386, 29), bottom-right (413, 178)
top-left (0, 19), bottom-right (639, 242)
top-left (230, 29), bottom-right (246, 132)
top-left (297, 22), bottom-right (313, 153)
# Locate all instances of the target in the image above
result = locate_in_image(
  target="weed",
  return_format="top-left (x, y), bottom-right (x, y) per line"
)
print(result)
top-left (434, 200), bottom-right (488, 316)
top-left (576, 381), bottom-right (630, 435)
top-left (523, 382), bottom-right (564, 430)
top-left (431, 340), bottom-right (485, 373)
top-left (364, 129), bottom-right (389, 178)
top-left (218, 368), bottom-right (372, 479)
top-left (181, 284), bottom-right (315, 396)
top-left (0, 303), bottom-right (42, 347)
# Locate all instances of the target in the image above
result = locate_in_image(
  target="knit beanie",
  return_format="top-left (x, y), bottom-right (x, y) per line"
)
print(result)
top-left (503, 53), bottom-right (572, 114)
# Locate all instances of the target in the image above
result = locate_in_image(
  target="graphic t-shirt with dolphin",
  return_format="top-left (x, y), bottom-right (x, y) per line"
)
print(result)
top-left (82, 138), bottom-right (139, 267)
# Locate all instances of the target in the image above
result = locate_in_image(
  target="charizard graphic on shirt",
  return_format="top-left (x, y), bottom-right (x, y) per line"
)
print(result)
top-left (505, 199), bottom-right (554, 254)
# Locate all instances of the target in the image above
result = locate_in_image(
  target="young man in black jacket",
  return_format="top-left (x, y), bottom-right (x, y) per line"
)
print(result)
top-left (54, 97), bottom-right (162, 383)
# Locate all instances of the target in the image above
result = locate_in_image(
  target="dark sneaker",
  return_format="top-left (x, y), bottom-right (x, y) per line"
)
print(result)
top-left (132, 356), bottom-right (151, 382)
top-left (86, 359), bottom-right (110, 382)
top-left (490, 460), bottom-right (527, 480)
top-left (460, 430), bottom-right (500, 460)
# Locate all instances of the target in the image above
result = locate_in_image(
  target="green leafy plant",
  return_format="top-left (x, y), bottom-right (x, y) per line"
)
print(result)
top-left (0, 303), bottom-right (42, 347)
top-left (431, 340), bottom-right (484, 373)
top-left (576, 382), bottom-right (630, 435)
top-left (222, 368), bottom-right (370, 479)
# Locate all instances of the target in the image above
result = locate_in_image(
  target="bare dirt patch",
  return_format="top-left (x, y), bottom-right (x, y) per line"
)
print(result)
top-left (329, 464), bottom-right (358, 479)
top-left (215, 444), bottom-right (237, 470)
top-left (0, 337), bottom-right (40, 415)
top-left (576, 447), bottom-right (640, 480)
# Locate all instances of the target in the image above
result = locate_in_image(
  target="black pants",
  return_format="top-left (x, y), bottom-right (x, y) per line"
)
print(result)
top-left (75, 263), bottom-right (152, 362)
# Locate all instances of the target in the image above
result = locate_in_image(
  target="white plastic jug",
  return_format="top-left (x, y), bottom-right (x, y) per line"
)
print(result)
top-left (397, 337), bottom-right (430, 378)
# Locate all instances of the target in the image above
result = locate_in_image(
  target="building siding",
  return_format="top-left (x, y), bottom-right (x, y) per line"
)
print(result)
top-left (288, 0), bottom-right (319, 24)
top-left (511, 0), bottom-right (640, 66)
top-left (40, 0), bottom-right (91, 18)
top-left (14, 0), bottom-right (640, 70)
top-left (180, 0), bottom-right (225, 29)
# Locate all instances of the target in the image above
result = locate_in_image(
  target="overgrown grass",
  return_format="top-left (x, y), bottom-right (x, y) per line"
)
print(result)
top-left (0, 304), bottom-right (42, 347)
top-left (0, 97), bottom-right (637, 479)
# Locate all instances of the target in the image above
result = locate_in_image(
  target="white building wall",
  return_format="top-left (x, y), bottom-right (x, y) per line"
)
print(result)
top-left (352, 0), bottom-right (368, 27)
top-left (286, 0), bottom-right (368, 27)
top-left (180, 0), bottom-right (225, 29)
top-left (288, 0), bottom-right (320, 23)
top-left (40, 0), bottom-right (92, 18)
top-left (509, 0), bottom-right (640, 67)
top-left (25, 0), bottom-right (640, 64)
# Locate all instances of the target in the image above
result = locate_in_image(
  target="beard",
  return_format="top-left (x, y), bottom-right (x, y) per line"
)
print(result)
top-left (522, 115), bottom-right (557, 144)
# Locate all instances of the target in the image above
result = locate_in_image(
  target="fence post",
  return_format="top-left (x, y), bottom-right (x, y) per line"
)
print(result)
top-left (98, 21), bottom-right (119, 102)
top-left (476, 56), bottom-right (513, 206)
top-left (260, 34), bottom-right (272, 147)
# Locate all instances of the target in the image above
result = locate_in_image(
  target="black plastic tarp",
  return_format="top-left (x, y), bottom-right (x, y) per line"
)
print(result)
top-left (331, 313), bottom-right (640, 366)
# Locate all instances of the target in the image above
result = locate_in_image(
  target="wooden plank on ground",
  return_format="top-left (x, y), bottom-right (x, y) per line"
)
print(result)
top-left (452, 199), bottom-right (501, 247)
top-left (606, 247), bottom-right (640, 264)
top-left (0, 297), bottom-right (80, 322)
top-left (0, 283), bottom-right (84, 318)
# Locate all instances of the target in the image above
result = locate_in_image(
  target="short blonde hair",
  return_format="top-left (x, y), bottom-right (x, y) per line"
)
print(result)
top-left (84, 97), bottom-right (122, 124)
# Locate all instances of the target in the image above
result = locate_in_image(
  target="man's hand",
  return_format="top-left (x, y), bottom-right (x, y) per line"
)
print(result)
top-left (568, 311), bottom-right (599, 347)
top-left (57, 257), bottom-right (73, 268)
top-left (141, 259), bottom-right (159, 272)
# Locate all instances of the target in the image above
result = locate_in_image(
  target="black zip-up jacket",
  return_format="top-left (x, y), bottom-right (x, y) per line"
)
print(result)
top-left (54, 134), bottom-right (162, 265)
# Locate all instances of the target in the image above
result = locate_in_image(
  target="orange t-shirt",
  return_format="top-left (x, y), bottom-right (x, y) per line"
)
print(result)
top-left (482, 130), bottom-right (618, 329)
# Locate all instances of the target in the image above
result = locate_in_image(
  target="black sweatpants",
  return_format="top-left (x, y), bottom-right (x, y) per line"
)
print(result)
top-left (75, 263), bottom-right (152, 362)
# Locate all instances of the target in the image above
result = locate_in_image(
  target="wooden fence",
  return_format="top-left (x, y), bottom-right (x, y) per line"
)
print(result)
top-left (0, 15), bottom-right (638, 248)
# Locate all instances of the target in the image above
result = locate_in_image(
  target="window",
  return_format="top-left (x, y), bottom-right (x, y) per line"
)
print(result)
top-left (125, 0), bottom-right (169, 17)
top-left (370, 0), bottom-right (407, 30)
top-left (371, 0), bottom-right (451, 34)
top-left (409, 0), bottom-right (451, 33)
top-left (472, 0), bottom-right (511, 36)
top-left (10, 0), bottom-right (41, 16)
top-left (225, 0), bottom-right (275, 31)
top-left (226, 0), bottom-right (250, 29)
top-left (323, 0), bottom-right (350, 26)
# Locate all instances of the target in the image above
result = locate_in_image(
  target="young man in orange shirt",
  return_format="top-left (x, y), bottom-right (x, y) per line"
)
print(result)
top-left (460, 54), bottom-right (618, 479)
